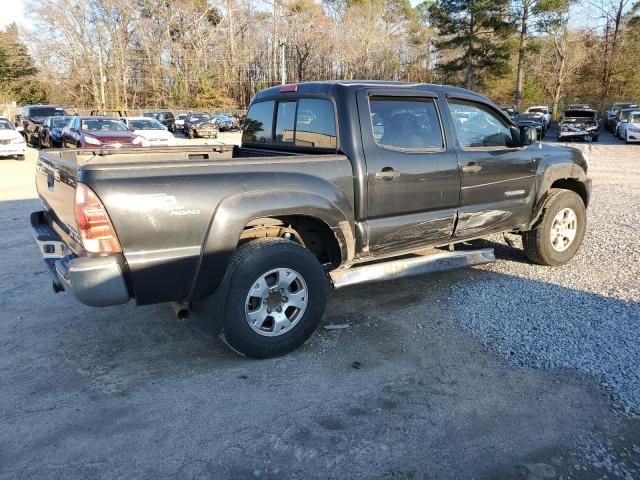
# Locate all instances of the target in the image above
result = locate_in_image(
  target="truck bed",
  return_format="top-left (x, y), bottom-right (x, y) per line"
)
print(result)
top-left (36, 145), bottom-right (355, 305)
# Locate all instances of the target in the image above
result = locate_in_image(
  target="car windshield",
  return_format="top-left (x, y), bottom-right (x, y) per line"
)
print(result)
top-left (630, 113), bottom-right (640, 123)
top-left (0, 119), bottom-right (14, 130)
top-left (564, 110), bottom-right (596, 119)
top-left (129, 119), bottom-right (164, 130)
top-left (176, 114), bottom-right (187, 120)
top-left (80, 119), bottom-right (128, 131)
top-left (190, 114), bottom-right (209, 121)
top-left (50, 117), bottom-right (70, 128)
top-left (528, 108), bottom-right (546, 113)
top-left (142, 113), bottom-right (158, 118)
top-left (30, 107), bottom-right (67, 117)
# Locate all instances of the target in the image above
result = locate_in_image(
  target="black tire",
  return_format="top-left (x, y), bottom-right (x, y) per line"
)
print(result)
top-left (16, 154), bottom-right (25, 161)
top-left (522, 189), bottom-right (586, 266)
top-left (188, 129), bottom-right (194, 139)
top-left (592, 134), bottom-right (599, 143)
top-left (221, 238), bottom-right (328, 358)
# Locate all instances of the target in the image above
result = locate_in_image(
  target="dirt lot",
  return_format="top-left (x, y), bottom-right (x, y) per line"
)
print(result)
top-left (1, 131), bottom-right (639, 479)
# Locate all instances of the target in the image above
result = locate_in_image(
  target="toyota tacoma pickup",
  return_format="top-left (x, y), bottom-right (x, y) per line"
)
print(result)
top-left (32, 81), bottom-right (591, 358)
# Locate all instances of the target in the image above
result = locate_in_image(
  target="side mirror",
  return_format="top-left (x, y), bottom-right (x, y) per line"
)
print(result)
top-left (520, 125), bottom-right (538, 146)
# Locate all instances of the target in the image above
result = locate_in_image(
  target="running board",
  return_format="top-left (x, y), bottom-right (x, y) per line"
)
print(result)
top-left (330, 248), bottom-right (495, 289)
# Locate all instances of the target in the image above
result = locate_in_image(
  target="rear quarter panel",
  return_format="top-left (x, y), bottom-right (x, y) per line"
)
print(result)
top-left (81, 154), bottom-right (355, 304)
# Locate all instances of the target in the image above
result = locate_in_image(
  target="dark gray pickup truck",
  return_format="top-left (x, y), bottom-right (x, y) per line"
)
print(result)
top-left (32, 81), bottom-right (591, 358)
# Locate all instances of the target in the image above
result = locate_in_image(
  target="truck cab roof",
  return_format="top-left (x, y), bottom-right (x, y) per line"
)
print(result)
top-left (253, 81), bottom-right (488, 103)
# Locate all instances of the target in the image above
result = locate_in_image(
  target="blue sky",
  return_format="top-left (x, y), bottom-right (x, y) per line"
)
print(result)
top-left (0, 1), bottom-right (27, 28)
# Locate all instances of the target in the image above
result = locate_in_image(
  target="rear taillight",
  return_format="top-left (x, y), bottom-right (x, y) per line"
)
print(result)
top-left (74, 183), bottom-right (122, 253)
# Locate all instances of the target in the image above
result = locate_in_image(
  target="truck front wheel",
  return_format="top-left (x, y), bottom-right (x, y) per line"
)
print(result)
top-left (522, 189), bottom-right (586, 266)
top-left (221, 238), bottom-right (328, 358)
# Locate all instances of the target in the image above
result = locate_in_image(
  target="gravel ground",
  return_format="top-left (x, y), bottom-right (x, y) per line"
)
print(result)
top-left (451, 135), bottom-right (640, 415)
top-left (1, 130), bottom-right (639, 479)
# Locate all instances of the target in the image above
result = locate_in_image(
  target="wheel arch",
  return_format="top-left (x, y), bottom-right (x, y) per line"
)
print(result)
top-left (187, 190), bottom-right (354, 301)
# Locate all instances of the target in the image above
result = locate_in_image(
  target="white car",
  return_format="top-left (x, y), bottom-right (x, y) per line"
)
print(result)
top-left (618, 110), bottom-right (640, 143)
top-left (0, 117), bottom-right (26, 160)
top-left (122, 117), bottom-right (176, 147)
top-left (175, 113), bottom-right (188, 130)
top-left (525, 106), bottom-right (552, 129)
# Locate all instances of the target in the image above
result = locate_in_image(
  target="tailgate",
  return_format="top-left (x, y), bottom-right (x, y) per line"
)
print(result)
top-left (36, 151), bottom-right (83, 253)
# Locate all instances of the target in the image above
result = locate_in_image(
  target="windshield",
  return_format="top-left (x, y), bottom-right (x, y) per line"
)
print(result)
top-left (50, 117), bottom-right (70, 128)
top-left (176, 114), bottom-right (187, 120)
top-left (629, 113), bottom-right (640, 123)
top-left (0, 119), bottom-right (14, 130)
top-left (80, 119), bottom-right (128, 132)
top-left (129, 119), bottom-right (164, 130)
top-left (564, 110), bottom-right (596, 119)
top-left (190, 114), bottom-right (209, 122)
top-left (528, 108), bottom-right (546, 114)
top-left (30, 107), bottom-right (67, 117)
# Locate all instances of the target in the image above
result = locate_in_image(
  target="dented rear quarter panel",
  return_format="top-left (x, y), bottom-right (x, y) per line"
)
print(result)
top-left (80, 155), bottom-right (355, 305)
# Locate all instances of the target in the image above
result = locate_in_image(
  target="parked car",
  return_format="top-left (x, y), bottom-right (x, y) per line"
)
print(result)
top-left (122, 117), bottom-right (176, 147)
top-left (514, 116), bottom-right (545, 140)
top-left (175, 113), bottom-right (188, 131)
top-left (61, 116), bottom-right (142, 148)
top-left (614, 108), bottom-right (636, 138)
top-left (20, 104), bottom-right (68, 146)
top-left (558, 107), bottom-right (599, 142)
top-left (525, 106), bottom-right (551, 129)
top-left (142, 111), bottom-right (176, 133)
top-left (604, 102), bottom-right (637, 131)
top-left (616, 109), bottom-right (640, 143)
top-left (183, 113), bottom-right (218, 139)
top-left (515, 112), bottom-right (547, 137)
top-left (0, 116), bottom-right (26, 160)
top-left (32, 81), bottom-right (591, 358)
top-left (212, 113), bottom-right (238, 131)
top-left (500, 107), bottom-right (518, 120)
top-left (38, 116), bottom-right (72, 148)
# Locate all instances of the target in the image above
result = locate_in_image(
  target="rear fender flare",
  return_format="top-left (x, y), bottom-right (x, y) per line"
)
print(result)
top-left (187, 190), bottom-right (354, 301)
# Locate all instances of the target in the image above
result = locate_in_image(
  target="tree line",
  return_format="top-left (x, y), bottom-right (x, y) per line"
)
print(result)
top-left (0, 0), bottom-right (638, 117)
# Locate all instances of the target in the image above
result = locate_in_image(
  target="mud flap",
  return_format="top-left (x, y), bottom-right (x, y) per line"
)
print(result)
top-left (188, 271), bottom-right (232, 338)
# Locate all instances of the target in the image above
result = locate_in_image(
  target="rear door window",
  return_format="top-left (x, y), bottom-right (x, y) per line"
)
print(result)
top-left (369, 97), bottom-right (443, 149)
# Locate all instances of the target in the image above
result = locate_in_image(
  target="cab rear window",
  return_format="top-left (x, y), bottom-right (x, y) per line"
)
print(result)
top-left (243, 98), bottom-right (337, 149)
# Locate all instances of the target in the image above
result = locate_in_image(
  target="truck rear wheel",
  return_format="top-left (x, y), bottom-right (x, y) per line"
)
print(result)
top-left (221, 238), bottom-right (328, 358)
top-left (522, 189), bottom-right (586, 266)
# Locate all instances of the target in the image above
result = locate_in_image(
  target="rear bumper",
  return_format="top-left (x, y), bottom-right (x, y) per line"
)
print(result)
top-left (31, 211), bottom-right (130, 307)
top-left (0, 144), bottom-right (26, 156)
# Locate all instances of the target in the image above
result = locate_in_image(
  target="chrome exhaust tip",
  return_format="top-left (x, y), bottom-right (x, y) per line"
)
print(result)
top-left (171, 302), bottom-right (190, 320)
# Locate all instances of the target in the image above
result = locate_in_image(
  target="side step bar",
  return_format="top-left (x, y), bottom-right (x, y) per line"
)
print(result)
top-left (330, 248), bottom-right (495, 289)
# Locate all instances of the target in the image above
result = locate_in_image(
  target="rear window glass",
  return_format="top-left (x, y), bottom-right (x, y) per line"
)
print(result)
top-left (243, 98), bottom-right (337, 149)
top-left (295, 99), bottom-right (337, 149)
top-left (275, 101), bottom-right (296, 143)
top-left (243, 101), bottom-right (274, 144)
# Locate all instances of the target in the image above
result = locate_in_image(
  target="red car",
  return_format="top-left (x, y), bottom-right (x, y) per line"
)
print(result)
top-left (61, 116), bottom-right (142, 148)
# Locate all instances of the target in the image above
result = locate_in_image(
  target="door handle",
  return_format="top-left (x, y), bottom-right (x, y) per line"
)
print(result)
top-left (461, 162), bottom-right (482, 174)
top-left (375, 167), bottom-right (400, 181)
